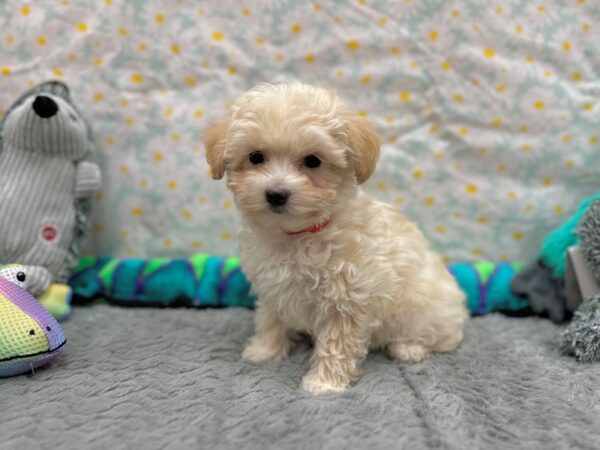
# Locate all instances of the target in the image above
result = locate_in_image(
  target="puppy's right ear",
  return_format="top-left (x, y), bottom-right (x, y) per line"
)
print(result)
top-left (204, 119), bottom-right (229, 180)
top-left (347, 115), bottom-right (380, 184)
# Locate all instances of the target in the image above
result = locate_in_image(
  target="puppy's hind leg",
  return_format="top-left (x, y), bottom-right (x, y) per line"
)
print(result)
top-left (387, 316), bottom-right (465, 363)
top-left (387, 342), bottom-right (431, 363)
top-left (243, 300), bottom-right (293, 364)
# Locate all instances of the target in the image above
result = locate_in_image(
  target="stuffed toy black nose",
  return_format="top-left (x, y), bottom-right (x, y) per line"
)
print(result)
top-left (266, 190), bottom-right (290, 207)
top-left (32, 95), bottom-right (58, 118)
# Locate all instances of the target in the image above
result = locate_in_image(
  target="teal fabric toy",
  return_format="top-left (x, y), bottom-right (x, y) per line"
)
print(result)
top-left (540, 191), bottom-right (600, 278)
top-left (70, 255), bottom-right (255, 308)
top-left (69, 255), bottom-right (525, 315)
top-left (0, 81), bottom-right (101, 320)
top-left (0, 265), bottom-right (66, 377)
top-left (448, 262), bottom-right (528, 315)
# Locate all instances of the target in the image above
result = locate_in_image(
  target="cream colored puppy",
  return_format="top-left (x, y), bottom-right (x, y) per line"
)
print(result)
top-left (205, 83), bottom-right (468, 395)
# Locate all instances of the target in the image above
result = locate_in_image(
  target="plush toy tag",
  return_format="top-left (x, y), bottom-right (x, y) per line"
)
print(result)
top-left (40, 224), bottom-right (60, 244)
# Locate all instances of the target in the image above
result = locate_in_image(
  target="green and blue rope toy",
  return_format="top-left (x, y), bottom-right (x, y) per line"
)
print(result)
top-left (70, 254), bottom-right (255, 308)
top-left (68, 254), bottom-right (526, 316)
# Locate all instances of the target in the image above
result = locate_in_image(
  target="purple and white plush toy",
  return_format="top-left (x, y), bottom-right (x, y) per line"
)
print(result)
top-left (0, 265), bottom-right (66, 377)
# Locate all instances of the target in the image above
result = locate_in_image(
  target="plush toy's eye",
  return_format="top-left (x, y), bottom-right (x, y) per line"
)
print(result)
top-left (16, 272), bottom-right (26, 282)
top-left (249, 151), bottom-right (265, 165)
top-left (304, 154), bottom-right (321, 168)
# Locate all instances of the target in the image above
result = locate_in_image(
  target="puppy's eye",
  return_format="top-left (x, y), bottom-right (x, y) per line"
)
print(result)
top-left (304, 154), bottom-right (321, 169)
top-left (249, 151), bottom-right (265, 165)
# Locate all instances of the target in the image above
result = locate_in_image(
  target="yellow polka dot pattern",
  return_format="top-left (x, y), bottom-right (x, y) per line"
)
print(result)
top-left (0, 1), bottom-right (597, 261)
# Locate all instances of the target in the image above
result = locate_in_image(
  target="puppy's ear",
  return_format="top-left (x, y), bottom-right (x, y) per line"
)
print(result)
top-left (204, 119), bottom-right (229, 180)
top-left (347, 116), bottom-right (380, 184)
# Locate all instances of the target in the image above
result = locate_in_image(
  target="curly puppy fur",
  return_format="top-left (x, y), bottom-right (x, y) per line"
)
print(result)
top-left (205, 83), bottom-right (468, 395)
top-left (577, 199), bottom-right (600, 284)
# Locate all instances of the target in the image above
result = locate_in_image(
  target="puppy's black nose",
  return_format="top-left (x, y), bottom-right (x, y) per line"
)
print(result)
top-left (266, 190), bottom-right (290, 208)
top-left (32, 95), bottom-right (58, 118)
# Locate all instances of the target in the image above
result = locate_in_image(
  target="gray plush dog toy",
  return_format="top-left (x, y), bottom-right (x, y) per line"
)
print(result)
top-left (560, 199), bottom-right (600, 362)
top-left (0, 81), bottom-right (101, 317)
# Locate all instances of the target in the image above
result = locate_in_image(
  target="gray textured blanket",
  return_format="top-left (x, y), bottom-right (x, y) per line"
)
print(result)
top-left (2, 305), bottom-right (599, 450)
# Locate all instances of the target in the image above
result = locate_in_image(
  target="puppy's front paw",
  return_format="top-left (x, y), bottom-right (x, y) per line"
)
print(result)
top-left (301, 371), bottom-right (349, 395)
top-left (242, 338), bottom-right (288, 364)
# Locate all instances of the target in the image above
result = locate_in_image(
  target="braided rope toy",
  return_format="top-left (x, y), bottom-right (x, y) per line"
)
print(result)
top-left (70, 255), bottom-right (526, 316)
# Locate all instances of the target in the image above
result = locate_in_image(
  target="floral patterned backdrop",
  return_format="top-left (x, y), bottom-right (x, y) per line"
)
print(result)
top-left (1, 0), bottom-right (599, 262)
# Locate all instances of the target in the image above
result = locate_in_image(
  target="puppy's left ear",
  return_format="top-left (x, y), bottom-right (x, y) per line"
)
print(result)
top-left (204, 119), bottom-right (229, 180)
top-left (347, 116), bottom-right (381, 184)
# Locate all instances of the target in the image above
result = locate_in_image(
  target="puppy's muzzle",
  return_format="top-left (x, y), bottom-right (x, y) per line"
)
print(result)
top-left (265, 189), bottom-right (290, 212)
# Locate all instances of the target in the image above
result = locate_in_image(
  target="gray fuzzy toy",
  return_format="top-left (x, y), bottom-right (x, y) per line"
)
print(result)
top-left (560, 199), bottom-right (600, 362)
top-left (578, 200), bottom-right (600, 283)
top-left (0, 81), bottom-right (100, 296)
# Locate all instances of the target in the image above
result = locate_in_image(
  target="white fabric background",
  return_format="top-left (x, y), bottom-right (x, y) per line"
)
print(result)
top-left (1, 0), bottom-right (599, 262)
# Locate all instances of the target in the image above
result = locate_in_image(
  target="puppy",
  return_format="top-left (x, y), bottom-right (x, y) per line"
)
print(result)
top-left (204, 83), bottom-right (468, 395)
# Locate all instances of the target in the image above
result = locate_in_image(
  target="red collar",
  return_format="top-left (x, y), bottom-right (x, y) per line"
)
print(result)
top-left (285, 219), bottom-right (331, 236)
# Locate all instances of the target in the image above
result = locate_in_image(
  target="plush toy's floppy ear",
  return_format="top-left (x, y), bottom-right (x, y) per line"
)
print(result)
top-left (347, 116), bottom-right (380, 184)
top-left (203, 119), bottom-right (229, 180)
